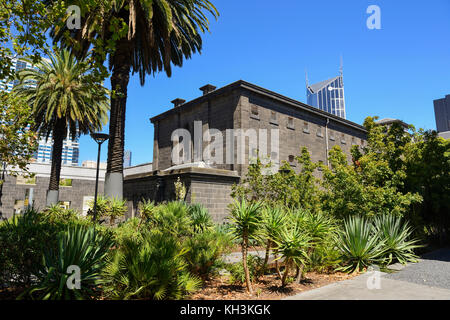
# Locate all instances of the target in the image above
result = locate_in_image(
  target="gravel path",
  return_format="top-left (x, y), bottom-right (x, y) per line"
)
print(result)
top-left (384, 247), bottom-right (450, 290)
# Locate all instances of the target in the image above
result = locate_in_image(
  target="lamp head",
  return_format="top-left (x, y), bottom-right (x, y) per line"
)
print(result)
top-left (91, 132), bottom-right (109, 144)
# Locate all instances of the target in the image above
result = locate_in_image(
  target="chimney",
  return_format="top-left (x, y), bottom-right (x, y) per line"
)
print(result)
top-left (171, 98), bottom-right (186, 108)
top-left (199, 84), bottom-right (216, 96)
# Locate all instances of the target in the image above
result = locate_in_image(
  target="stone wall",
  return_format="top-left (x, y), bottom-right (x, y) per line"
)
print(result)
top-left (123, 167), bottom-right (240, 222)
top-left (0, 175), bottom-right (104, 219)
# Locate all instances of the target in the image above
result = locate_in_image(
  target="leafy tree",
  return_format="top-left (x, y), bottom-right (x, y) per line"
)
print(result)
top-left (403, 130), bottom-right (450, 244)
top-left (227, 199), bottom-right (262, 294)
top-left (232, 147), bottom-right (322, 211)
top-left (50, 0), bottom-right (219, 198)
top-left (0, 92), bottom-right (38, 176)
top-left (13, 49), bottom-right (109, 205)
top-left (321, 142), bottom-right (421, 219)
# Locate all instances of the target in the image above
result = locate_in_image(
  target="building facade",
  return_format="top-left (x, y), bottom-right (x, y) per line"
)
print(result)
top-left (307, 73), bottom-right (346, 119)
top-left (434, 94), bottom-right (450, 138)
top-left (124, 150), bottom-right (132, 168)
top-left (122, 80), bottom-right (367, 221)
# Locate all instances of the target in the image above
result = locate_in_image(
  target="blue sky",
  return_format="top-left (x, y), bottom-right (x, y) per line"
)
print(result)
top-left (78, 0), bottom-right (450, 166)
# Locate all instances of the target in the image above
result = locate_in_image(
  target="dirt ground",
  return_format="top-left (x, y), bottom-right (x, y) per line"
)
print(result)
top-left (188, 271), bottom-right (357, 300)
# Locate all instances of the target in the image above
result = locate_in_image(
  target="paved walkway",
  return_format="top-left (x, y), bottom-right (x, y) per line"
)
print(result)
top-left (285, 247), bottom-right (450, 300)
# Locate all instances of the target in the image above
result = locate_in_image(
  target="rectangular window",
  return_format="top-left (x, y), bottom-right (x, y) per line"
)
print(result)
top-left (303, 121), bottom-right (310, 134)
top-left (270, 111), bottom-right (278, 125)
top-left (59, 178), bottom-right (73, 187)
top-left (341, 133), bottom-right (346, 144)
top-left (250, 105), bottom-right (260, 120)
top-left (16, 175), bottom-right (36, 185)
top-left (317, 126), bottom-right (323, 138)
top-left (287, 117), bottom-right (295, 130)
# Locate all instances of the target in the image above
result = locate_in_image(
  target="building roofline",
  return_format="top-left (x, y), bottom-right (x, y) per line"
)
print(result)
top-left (150, 80), bottom-right (366, 133)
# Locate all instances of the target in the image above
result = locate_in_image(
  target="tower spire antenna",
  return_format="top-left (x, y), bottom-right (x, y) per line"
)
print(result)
top-left (339, 55), bottom-right (344, 76)
top-left (305, 68), bottom-right (309, 87)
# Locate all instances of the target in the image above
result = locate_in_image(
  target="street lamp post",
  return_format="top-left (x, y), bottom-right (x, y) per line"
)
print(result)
top-left (90, 133), bottom-right (109, 224)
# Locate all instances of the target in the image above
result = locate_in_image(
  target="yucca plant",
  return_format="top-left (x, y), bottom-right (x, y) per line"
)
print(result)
top-left (337, 216), bottom-right (386, 273)
top-left (374, 215), bottom-right (421, 265)
top-left (103, 232), bottom-right (201, 300)
top-left (227, 199), bottom-right (263, 294)
top-left (273, 226), bottom-right (311, 287)
top-left (23, 225), bottom-right (113, 300)
top-left (260, 206), bottom-right (287, 271)
top-left (137, 199), bottom-right (156, 223)
top-left (294, 210), bottom-right (337, 281)
top-left (188, 203), bottom-right (213, 233)
top-left (107, 197), bottom-right (127, 226)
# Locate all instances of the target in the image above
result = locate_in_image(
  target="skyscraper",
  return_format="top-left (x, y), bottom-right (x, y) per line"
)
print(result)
top-left (124, 150), bottom-right (132, 168)
top-left (1, 58), bottom-right (80, 165)
top-left (306, 66), bottom-right (346, 119)
top-left (434, 95), bottom-right (450, 132)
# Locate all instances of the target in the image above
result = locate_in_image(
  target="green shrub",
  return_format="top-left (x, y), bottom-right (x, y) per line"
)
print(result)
top-left (88, 196), bottom-right (127, 225)
top-left (151, 201), bottom-right (193, 237)
top-left (103, 232), bottom-right (201, 300)
top-left (374, 215), bottom-right (421, 265)
top-left (187, 203), bottom-right (213, 232)
top-left (137, 199), bottom-right (156, 222)
top-left (23, 225), bottom-right (113, 300)
top-left (113, 217), bottom-right (147, 246)
top-left (337, 216), bottom-right (386, 273)
top-left (183, 229), bottom-right (232, 280)
top-left (0, 208), bottom-right (59, 287)
top-left (225, 254), bottom-right (264, 285)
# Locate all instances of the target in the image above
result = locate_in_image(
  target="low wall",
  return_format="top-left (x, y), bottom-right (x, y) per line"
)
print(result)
top-left (123, 167), bottom-right (240, 222)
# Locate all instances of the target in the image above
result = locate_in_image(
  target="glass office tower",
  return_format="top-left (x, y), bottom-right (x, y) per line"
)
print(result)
top-left (306, 74), bottom-right (346, 119)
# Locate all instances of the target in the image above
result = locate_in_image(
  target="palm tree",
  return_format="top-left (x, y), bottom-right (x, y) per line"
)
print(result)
top-left (13, 49), bottom-right (109, 206)
top-left (50, 0), bottom-right (219, 198)
top-left (228, 199), bottom-right (262, 294)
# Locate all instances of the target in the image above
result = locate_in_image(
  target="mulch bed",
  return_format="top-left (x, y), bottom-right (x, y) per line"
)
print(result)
top-left (187, 271), bottom-right (357, 300)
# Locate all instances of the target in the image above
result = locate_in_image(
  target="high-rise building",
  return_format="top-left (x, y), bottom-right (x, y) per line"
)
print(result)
top-left (306, 67), bottom-right (346, 119)
top-left (1, 58), bottom-right (80, 165)
top-left (434, 95), bottom-right (450, 139)
top-left (124, 150), bottom-right (132, 168)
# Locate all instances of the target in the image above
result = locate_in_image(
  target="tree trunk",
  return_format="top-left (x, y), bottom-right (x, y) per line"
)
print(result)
top-left (275, 255), bottom-right (282, 279)
top-left (105, 38), bottom-right (132, 199)
top-left (263, 240), bottom-right (271, 271)
top-left (242, 232), bottom-right (253, 294)
top-left (281, 259), bottom-right (291, 287)
top-left (46, 119), bottom-right (66, 206)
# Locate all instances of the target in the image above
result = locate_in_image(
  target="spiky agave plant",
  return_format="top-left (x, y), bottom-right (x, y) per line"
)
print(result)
top-left (337, 216), bottom-right (386, 273)
top-left (103, 232), bottom-right (201, 300)
top-left (374, 215), bottom-right (421, 265)
top-left (23, 225), bottom-right (113, 300)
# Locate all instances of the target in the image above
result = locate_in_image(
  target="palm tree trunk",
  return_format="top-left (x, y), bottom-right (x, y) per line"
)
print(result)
top-left (263, 240), bottom-right (271, 271)
top-left (242, 232), bottom-right (253, 294)
top-left (46, 119), bottom-right (66, 206)
top-left (105, 38), bottom-right (132, 199)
